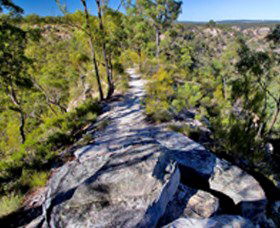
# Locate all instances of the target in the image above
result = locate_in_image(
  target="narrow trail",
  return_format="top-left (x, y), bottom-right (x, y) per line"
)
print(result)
top-left (38, 68), bottom-right (267, 227)
top-left (74, 68), bottom-right (152, 161)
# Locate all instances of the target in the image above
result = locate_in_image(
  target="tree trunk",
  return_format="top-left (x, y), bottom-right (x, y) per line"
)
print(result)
top-left (95, 0), bottom-right (114, 99)
top-left (81, 0), bottom-right (104, 101)
top-left (32, 79), bottom-right (58, 115)
top-left (19, 110), bottom-right (26, 144)
top-left (138, 49), bottom-right (142, 72)
top-left (108, 56), bottom-right (113, 82)
top-left (221, 75), bottom-right (226, 99)
top-left (90, 39), bottom-right (104, 101)
top-left (107, 55), bottom-right (114, 98)
top-left (156, 28), bottom-right (161, 59)
top-left (268, 103), bottom-right (280, 135)
top-left (8, 86), bottom-right (26, 144)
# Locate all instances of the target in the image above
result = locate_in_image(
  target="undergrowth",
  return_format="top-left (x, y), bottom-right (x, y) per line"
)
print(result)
top-left (0, 193), bottom-right (23, 218)
top-left (0, 99), bottom-right (101, 217)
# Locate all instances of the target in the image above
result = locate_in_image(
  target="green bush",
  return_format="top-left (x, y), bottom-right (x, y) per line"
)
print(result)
top-left (29, 171), bottom-right (49, 188)
top-left (145, 68), bottom-right (174, 122)
top-left (0, 99), bottom-right (101, 209)
top-left (172, 82), bottom-right (203, 112)
top-left (0, 193), bottom-right (23, 217)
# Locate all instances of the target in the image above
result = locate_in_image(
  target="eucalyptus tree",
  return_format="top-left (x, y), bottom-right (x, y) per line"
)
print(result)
top-left (137, 0), bottom-right (182, 58)
top-left (0, 1), bottom-right (32, 143)
top-left (0, 0), bottom-right (23, 14)
top-left (80, 0), bottom-right (104, 100)
top-left (124, 3), bottom-right (153, 70)
top-left (266, 25), bottom-right (280, 134)
top-left (235, 37), bottom-right (280, 139)
top-left (0, 22), bottom-right (32, 143)
top-left (56, 0), bottom-right (104, 101)
top-left (103, 9), bottom-right (127, 77)
top-left (267, 25), bottom-right (280, 44)
top-left (95, 0), bottom-right (114, 98)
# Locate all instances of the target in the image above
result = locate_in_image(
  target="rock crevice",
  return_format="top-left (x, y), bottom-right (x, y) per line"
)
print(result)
top-left (32, 69), bottom-right (270, 228)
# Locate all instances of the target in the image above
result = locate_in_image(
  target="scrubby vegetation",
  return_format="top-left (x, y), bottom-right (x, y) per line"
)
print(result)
top-left (140, 17), bottom-right (280, 185)
top-left (0, 0), bottom-right (129, 216)
top-left (0, 0), bottom-right (280, 220)
top-left (116, 0), bottom-right (280, 189)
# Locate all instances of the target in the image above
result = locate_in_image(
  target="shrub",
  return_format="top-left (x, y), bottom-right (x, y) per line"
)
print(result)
top-left (0, 99), bottom-right (101, 209)
top-left (0, 193), bottom-right (23, 217)
top-left (172, 82), bottom-right (203, 112)
top-left (145, 68), bottom-right (174, 122)
top-left (29, 171), bottom-right (49, 188)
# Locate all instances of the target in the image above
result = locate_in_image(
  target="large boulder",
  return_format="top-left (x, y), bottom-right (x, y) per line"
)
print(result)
top-left (163, 216), bottom-right (255, 228)
top-left (42, 139), bottom-right (181, 227)
top-left (41, 129), bottom-right (267, 227)
top-left (155, 131), bottom-right (267, 223)
top-left (159, 184), bottom-right (219, 226)
top-left (271, 201), bottom-right (280, 226)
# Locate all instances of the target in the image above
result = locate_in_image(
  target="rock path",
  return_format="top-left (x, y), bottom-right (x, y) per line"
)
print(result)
top-left (36, 69), bottom-right (269, 227)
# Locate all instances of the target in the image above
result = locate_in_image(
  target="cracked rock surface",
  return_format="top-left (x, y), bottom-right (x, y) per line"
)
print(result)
top-left (35, 69), bottom-right (268, 228)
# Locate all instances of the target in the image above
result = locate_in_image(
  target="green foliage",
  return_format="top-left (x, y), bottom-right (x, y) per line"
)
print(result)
top-left (0, 100), bottom-right (100, 204)
top-left (267, 24), bottom-right (280, 44)
top-left (115, 70), bottom-right (130, 93)
top-left (145, 68), bottom-right (174, 122)
top-left (0, 193), bottom-right (23, 217)
top-left (143, 21), bottom-right (280, 181)
top-left (207, 20), bottom-right (217, 27)
top-left (0, 0), bottom-right (23, 15)
top-left (172, 82), bottom-right (203, 111)
top-left (0, 22), bottom-right (31, 91)
top-left (125, 7), bottom-right (154, 59)
top-left (21, 170), bottom-right (49, 188)
top-left (0, 5), bottom-right (130, 214)
top-left (138, 0), bottom-right (182, 31)
top-left (24, 14), bottom-right (41, 24)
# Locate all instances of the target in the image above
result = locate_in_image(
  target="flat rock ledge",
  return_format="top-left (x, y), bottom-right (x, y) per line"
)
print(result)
top-left (28, 69), bottom-right (270, 228)
top-left (163, 216), bottom-right (255, 228)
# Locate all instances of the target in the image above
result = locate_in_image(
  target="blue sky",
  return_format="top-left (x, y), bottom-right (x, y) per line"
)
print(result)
top-left (11, 0), bottom-right (280, 21)
top-left (182, 0), bottom-right (280, 21)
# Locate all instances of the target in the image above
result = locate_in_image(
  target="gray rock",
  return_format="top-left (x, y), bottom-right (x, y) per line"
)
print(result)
top-left (265, 143), bottom-right (274, 155)
top-left (43, 139), bottom-right (181, 227)
top-left (179, 187), bottom-right (219, 219)
top-left (38, 68), bottom-right (266, 227)
top-left (41, 69), bottom-right (181, 228)
top-left (159, 184), bottom-right (219, 225)
top-left (271, 201), bottom-right (280, 226)
top-left (163, 216), bottom-right (255, 228)
top-left (25, 215), bottom-right (44, 228)
top-left (155, 131), bottom-right (266, 223)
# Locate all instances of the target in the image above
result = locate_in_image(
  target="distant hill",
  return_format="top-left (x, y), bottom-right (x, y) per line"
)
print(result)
top-left (217, 20), bottom-right (280, 24)
top-left (180, 20), bottom-right (280, 25)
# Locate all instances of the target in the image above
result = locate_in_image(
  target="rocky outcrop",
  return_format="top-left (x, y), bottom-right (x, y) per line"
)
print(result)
top-left (163, 216), bottom-right (255, 228)
top-left (27, 69), bottom-right (271, 227)
top-left (271, 201), bottom-right (280, 226)
top-left (154, 131), bottom-right (267, 225)
top-left (158, 184), bottom-right (219, 225)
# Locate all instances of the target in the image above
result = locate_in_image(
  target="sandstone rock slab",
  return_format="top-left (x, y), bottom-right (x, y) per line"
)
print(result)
top-left (163, 216), bottom-right (255, 228)
top-left (155, 130), bottom-right (267, 223)
top-left (37, 69), bottom-right (267, 227)
top-left (159, 184), bottom-right (219, 226)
